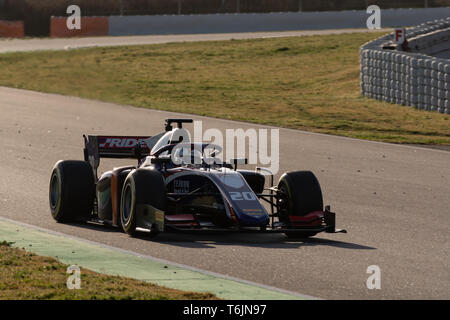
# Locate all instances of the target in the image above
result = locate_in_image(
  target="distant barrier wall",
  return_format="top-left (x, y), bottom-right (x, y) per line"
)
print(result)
top-left (49, 7), bottom-right (450, 37)
top-left (108, 8), bottom-right (450, 36)
top-left (0, 20), bottom-right (24, 38)
top-left (360, 18), bottom-right (450, 114)
top-left (50, 17), bottom-right (109, 37)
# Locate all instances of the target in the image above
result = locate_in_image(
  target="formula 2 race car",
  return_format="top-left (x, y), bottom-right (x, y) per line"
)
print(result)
top-left (49, 119), bottom-right (346, 238)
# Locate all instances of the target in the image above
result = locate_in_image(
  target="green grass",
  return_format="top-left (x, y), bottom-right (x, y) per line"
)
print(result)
top-left (0, 32), bottom-right (449, 145)
top-left (0, 241), bottom-right (217, 300)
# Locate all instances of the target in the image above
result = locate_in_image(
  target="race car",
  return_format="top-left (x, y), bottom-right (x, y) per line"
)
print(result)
top-left (49, 118), bottom-right (346, 238)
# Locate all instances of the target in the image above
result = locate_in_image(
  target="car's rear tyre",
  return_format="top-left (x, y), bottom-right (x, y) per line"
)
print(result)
top-left (120, 168), bottom-right (166, 237)
top-left (49, 160), bottom-right (95, 222)
top-left (277, 171), bottom-right (323, 239)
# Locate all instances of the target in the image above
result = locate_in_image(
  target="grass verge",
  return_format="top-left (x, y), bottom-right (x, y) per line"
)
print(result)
top-left (0, 241), bottom-right (217, 300)
top-left (0, 32), bottom-right (449, 145)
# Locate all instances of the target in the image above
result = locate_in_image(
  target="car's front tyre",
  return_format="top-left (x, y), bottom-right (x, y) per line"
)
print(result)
top-left (277, 171), bottom-right (323, 239)
top-left (120, 168), bottom-right (166, 236)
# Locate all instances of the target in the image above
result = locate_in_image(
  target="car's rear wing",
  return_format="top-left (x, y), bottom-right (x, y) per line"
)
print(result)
top-left (83, 134), bottom-right (162, 179)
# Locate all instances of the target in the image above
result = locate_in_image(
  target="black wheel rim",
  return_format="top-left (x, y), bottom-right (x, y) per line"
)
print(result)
top-left (49, 173), bottom-right (60, 210)
top-left (122, 184), bottom-right (132, 223)
top-left (277, 182), bottom-right (290, 223)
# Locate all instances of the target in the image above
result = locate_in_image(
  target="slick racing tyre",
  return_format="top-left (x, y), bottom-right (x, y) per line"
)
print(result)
top-left (115, 169), bottom-right (132, 228)
top-left (277, 171), bottom-right (323, 238)
top-left (120, 168), bottom-right (166, 236)
top-left (49, 160), bottom-right (95, 222)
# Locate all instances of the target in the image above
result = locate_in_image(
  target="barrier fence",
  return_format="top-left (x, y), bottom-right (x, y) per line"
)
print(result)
top-left (46, 7), bottom-right (450, 37)
top-left (50, 17), bottom-right (109, 37)
top-left (1, 0), bottom-right (450, 36)
top-left (0, 20), bottom-right (24, 37)
top-left (360, 18), bottom-right (450, 114)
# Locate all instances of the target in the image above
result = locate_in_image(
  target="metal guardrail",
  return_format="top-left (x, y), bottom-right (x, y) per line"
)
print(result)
top-left (360, 18), bottom-right (450, 114)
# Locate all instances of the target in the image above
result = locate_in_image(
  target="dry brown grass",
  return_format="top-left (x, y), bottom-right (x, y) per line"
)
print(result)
top-left (0, 241), bottom-right (217, 300)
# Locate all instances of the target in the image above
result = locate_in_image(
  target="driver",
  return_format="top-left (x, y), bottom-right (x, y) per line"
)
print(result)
top-left (172, 145), bottom-right (203, 167)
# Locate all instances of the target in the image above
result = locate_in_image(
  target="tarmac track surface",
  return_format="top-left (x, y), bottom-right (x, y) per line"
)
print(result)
top-left (0, 87), bottom-right (449, 299)
top-left (0, 28), bottom-right (388, 53)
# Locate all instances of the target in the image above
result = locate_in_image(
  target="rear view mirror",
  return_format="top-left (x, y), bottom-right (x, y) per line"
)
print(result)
top-left (229, 158), bottom-right (248, 170)
top-left (150, 155), bottom-right (171, 164)
top-left (230, 158), bottom-right (248, 165)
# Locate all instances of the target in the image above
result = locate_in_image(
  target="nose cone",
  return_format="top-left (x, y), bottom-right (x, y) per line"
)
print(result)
top-left (208, 170), bottom-right (270, 226)
top-left (233, 206), bottom-right (270, 227)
